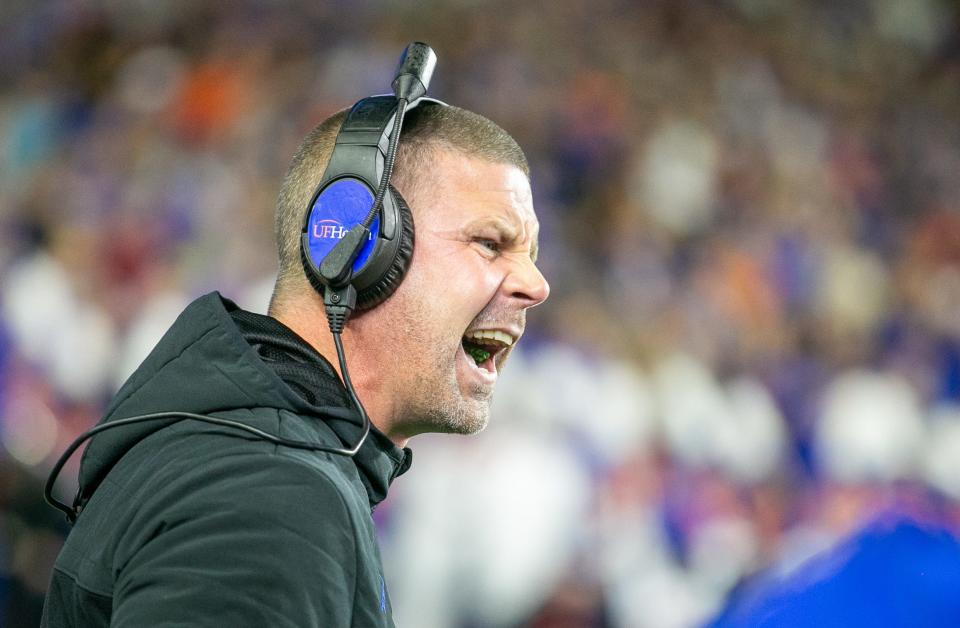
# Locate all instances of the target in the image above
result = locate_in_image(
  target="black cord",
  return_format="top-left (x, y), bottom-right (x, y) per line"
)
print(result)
top-left (43, 328), bottom-right (372, 524)
top-left (45, 294), bottom-right (374, 525)
top-left (45, 93), bottom-right (405, 526)
top-left (43, 400), bottom-right (368, 523)
top-left (332, 331), bottom-right (370, 457)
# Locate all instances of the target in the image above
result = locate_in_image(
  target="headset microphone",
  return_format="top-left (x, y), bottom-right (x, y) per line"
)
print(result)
top-left (316, 42), bottom-right (438, 309)
top-left (319, 43), bottom-right (436, 291)
top-left (393, 42), bottom-right (437, 101)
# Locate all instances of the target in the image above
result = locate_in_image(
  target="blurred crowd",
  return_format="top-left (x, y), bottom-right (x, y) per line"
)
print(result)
top-left (2, 0), bottom-right (960, 626)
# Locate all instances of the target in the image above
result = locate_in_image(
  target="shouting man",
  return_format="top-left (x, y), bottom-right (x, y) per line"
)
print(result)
top-left (42, 44), bottom-right (548, 627)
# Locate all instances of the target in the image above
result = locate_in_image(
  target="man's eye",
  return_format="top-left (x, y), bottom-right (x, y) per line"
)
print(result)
top-left (475, 239), bottom-right (500, 253)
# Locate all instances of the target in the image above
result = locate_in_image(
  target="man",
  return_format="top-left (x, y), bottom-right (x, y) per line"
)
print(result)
top-left (41, 97), bottom-right (549, 624)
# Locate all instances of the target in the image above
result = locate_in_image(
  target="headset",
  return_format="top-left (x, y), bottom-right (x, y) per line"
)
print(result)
top-left (301, 41), bottom-right (440, 315)
top-left (44, 43), bottom-right (442, 523)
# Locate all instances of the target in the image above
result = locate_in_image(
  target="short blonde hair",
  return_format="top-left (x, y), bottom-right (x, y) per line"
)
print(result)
top-left (269, 103), bottom-right (528, 312)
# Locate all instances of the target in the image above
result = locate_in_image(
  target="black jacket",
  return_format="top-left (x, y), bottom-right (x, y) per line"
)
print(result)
top-left (42, 292), bottom-right (412, 627)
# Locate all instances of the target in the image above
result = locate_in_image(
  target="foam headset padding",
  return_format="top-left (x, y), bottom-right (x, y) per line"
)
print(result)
top-left (354, 186), bottom-right (415, 311)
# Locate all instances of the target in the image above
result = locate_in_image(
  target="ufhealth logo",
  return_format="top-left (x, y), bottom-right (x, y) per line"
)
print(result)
top-left (312, 219), bottom-right (350, 240)
top-left (307, 178), bottom-right (381, 273)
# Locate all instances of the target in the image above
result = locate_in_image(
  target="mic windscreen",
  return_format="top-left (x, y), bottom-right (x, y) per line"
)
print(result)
top-left (392, 42), bottom-right (437, 101)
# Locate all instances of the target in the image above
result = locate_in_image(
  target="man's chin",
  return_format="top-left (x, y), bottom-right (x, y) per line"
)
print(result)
top-left (437, 417), bottom-right (488, 436)
top-left (400, 392), bottom-right (490, 437)
top-left (434, 396), bottom-right (491, 436)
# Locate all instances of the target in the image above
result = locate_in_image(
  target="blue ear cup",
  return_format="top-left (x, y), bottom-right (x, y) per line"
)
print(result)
top-left (360, 189), bottom-right (414, 309)
top-left (299, 91), bottom-right (445, 314)
top-left (304, 178), bottom-right (381, 278)
top-left (301, 179), bottom-right (414, 311)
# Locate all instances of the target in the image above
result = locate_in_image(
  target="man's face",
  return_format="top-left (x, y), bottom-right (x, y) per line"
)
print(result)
top-left (370, 149), bottom-right (549, 438)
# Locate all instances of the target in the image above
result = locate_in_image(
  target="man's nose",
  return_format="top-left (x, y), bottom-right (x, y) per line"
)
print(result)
top-left (502, 257), bottom-right (550, 309)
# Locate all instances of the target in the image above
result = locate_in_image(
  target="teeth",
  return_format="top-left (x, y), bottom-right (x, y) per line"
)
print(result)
top-left (463, 329), bottom-right (514, 347)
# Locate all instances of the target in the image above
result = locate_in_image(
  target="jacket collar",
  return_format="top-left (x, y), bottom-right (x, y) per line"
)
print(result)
top-left (228, 299), bottom-right (412, 507)
top-left (79, 292), bottom-right (410, 513)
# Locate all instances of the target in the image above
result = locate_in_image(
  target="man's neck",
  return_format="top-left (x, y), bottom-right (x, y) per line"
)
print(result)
top-left (271, 304), bottom-right (409, 448)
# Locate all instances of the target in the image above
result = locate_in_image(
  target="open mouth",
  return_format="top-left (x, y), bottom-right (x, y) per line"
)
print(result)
top-left (461, 329), bottom-right (515, 372)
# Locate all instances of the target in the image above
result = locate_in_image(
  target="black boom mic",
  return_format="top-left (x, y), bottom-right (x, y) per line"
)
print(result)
top-left (392, 42), bottom-right (437, 101)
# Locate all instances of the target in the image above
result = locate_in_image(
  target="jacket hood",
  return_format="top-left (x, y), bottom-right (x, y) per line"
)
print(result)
top-left (75, 292), bottom-right (410, 512)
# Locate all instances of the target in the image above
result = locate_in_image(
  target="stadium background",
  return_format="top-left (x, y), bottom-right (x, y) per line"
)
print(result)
top-left (2, 0), bottom-right (960, 626)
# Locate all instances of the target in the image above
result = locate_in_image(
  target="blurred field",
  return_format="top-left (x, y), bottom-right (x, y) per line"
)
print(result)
top-left (1, 1), bottom-right (960, 626)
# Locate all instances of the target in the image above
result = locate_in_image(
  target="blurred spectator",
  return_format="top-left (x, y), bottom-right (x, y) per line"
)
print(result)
top-left (708, 514), bottom-right (960, 628)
